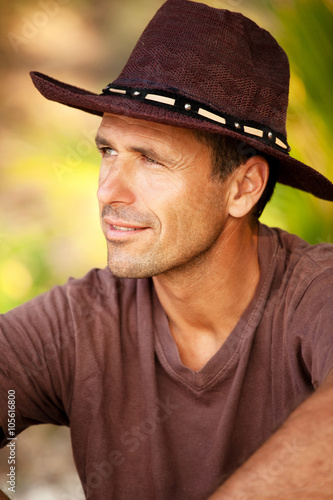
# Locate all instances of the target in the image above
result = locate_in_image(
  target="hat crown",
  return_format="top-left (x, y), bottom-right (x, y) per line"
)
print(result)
top-left (114, 0), bottom-right (290, 137)
top-left (29, 0), bottom-right (333, 200)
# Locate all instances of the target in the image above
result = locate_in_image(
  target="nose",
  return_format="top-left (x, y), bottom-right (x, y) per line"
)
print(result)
top-left (97, 161), bottom-right (136, 207)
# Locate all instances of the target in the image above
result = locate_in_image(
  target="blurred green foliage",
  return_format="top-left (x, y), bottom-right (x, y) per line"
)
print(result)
top-left (0, 0), bottom-right (332, 313)
top-left (261, 0), bottom-right (333, 244)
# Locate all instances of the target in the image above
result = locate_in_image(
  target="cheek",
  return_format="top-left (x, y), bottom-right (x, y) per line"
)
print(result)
top-left (154, 182), bottom-right (203, 242)
top-left (184, 179), bottom-right (227, 230)
top-left (138, 172), bottom-right (185, 221)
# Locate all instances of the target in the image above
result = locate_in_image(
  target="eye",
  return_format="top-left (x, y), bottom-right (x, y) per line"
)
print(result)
top-left (99, 147), bottom-right (118, 158)
top-left (141, 154), bottom-right (166, 167)
top-left (144, 156), bottom-right (159, 165)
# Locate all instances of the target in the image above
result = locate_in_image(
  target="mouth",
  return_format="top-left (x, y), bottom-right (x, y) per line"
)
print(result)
top-left (111, 225), bottom-right (140, 232)
top-left (103, 218), bottom-right (150, 240)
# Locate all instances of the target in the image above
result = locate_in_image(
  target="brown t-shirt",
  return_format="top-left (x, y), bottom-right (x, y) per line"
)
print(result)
top-left (0, 223), bottom-right (333, 499)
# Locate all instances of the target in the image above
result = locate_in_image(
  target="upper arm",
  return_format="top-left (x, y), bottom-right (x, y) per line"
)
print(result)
top-left (0, 286), bottom-right (75, 441)
top-left (291, 270), bottom-right (333, 388)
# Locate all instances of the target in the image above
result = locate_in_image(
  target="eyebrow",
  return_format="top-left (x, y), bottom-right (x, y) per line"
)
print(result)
top-left (95, 134), bottom-right (113, 148)
top-left (95, 134), bottom-right (171, 164)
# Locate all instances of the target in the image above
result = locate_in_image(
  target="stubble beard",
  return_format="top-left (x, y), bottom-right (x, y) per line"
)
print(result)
top-left (105, 225), bottom-right (225, 281)
top-left (106, 243), bottom-right (167, 279)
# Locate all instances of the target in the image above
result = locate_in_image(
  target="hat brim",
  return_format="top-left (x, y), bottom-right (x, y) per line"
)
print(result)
top-left (30, 71), bottom-right (333, 201)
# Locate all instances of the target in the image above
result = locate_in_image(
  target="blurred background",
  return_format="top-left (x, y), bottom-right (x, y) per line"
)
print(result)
top-left (0, 0), bottom-right (332, 498)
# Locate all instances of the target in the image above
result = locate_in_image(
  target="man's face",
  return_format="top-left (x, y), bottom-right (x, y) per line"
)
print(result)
top-left (96, 113), bottom-right (231, 279)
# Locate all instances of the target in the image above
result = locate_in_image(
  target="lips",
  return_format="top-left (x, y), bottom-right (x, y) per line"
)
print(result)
top-left (103, 217), bottom-right (150, 240)
top-left (104, 217), bottom-right (147, 230)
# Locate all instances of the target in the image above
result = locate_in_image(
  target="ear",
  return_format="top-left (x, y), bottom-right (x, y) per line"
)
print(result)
top-left (227, 156), bottom-right (269, 218)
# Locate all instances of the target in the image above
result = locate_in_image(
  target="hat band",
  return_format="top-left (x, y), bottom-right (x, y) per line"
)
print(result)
top-left (102, 84), bottom-right (290, 153)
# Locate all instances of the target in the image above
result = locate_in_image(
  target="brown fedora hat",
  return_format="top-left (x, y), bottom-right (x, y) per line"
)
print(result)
top-left (30, 0), bottom-right (333, 201)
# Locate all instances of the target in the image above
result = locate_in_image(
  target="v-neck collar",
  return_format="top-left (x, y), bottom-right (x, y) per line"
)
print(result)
top-left (152, 223), bottom-right (278, 391)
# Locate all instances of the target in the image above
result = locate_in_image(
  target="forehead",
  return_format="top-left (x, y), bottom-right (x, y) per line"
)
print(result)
top-left (98, 113), bottom-right (203, 147)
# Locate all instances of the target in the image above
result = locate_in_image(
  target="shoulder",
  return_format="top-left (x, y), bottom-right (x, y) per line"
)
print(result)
top-left (1, 268), bottom-right (152, 328)
top-left (259, 224), bottom-right (333, 317)
top-left (261, 223), bottom-right (333, 282)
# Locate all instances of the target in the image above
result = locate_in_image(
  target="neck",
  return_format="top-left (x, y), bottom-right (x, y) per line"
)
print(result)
top-left (153, 217), bottom-right (260, 371)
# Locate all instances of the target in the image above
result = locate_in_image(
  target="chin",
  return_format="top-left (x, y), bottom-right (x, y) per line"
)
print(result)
top-left (108, 267), bottom-right (151, 279)
top-left (107, 256), bottom-right (156, 280)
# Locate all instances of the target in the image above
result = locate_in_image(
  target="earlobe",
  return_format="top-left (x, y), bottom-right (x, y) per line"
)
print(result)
top-left (228, 156), bottom-right (269, 218)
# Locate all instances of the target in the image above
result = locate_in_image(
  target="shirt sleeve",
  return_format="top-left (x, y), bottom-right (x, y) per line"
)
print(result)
top-left (0, 284), bottom-right (75, 447)
top-left (292, 269), bottom-right (333, 389)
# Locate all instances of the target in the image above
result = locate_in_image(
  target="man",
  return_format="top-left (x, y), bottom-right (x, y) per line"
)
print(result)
top-left (1, 0), bottom-right (333, 498)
